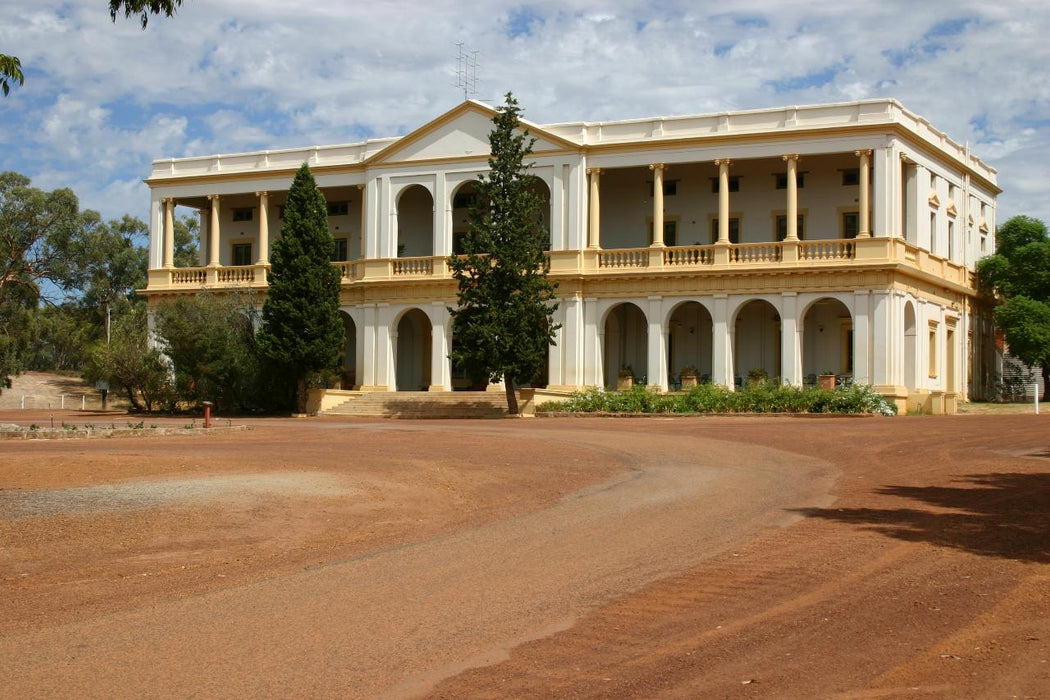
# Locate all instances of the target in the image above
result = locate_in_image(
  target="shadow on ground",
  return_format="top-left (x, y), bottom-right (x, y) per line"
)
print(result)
top-left (794, 472), bottom-right (1050, 563)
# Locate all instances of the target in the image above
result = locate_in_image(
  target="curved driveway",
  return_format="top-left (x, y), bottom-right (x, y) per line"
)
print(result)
top-left (0, 423), bottom-right (837, 698)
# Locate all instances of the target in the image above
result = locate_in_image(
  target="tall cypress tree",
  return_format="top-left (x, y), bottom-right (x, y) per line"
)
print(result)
top-left (258, 163), bottom-right (343, 412)
top-left (449, 93), bottom-right (559, 415)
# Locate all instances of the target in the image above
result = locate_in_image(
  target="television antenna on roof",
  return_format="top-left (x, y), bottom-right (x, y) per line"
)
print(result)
top-left (454, 42), bottom-right (479, 101)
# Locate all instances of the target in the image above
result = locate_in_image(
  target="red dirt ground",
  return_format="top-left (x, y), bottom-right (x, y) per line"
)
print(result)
top-left (0, 411), bottom-right (1047, 698)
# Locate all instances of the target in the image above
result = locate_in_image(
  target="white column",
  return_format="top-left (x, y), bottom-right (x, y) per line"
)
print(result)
top-left (871, 291), bottom-right (893, 388)
top-left (856, 150), bottom-right (872, 238)
top-left (716, 159), bottom-right (731, 243)
top-left (197, 207), bottom-right (207, 267)
top-left (359, 304), bottom-right (377, 389)
top-left (429, 303), bottom-right (450, 391)
top-left (561, 293), bottom-right (583, 387)
top-left (711, 294), bottom-right (733, 386)
top-left (375, 304), bottom-right (392, 390)
top-left (871, 147), bottom-right (893, 239)
top-left (255, 191), bottom-right (269, 264)
top-left (162, 198), bottom-right (174, 268)
top-left (432, 173), bottom-right (446, 257)
top-left (783, 155), bottom-right (800, 241)
top-left (650, 164), bottom-right (665, 247)
top-left (780, 292), bottom-right (801, 385)
top-left (853, 291), bottom-right (871, 385)
top-left (357, 184), bottom-right (367, 258)
top-left (587, 168), bottom-right (601, 249)
top-left (583, 297), bottom-right (600, 386)
top-left (647, 296), bottom-right (666, 390)
top-left (207, 195), bottom-right (220, 266)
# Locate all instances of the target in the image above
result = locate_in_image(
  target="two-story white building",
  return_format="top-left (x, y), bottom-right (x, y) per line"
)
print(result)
top-left (142, 98), bottom-right (1000, 414)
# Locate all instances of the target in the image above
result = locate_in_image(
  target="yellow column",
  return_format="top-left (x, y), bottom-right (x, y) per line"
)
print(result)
top-left (255, 191), bottom-right (269, 264)
top-left (650, 163), bottom-right (665, 247)
top-left (207, 194), bottom-right (220, 266)
top-left (783, 154), bottom-right (800, 241)
top-left (162, 198), bottom-right (174, 268)
top-left (856, 149), bottom-right (872, 238)
top-left (358, 183), bottom-right (367, 258)
top-left (587, 167), bottom-right (601, 249)
top-left (715, 159), bottom-right (731, 243)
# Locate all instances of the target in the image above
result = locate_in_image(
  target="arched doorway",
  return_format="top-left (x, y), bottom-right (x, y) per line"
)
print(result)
top-left (339, 311), bottom-right (356, 389)
top-left (802, 298), bottom-right (853, 382)
top-left (395, 309), bottom-right (432, 391)
top-left (604, 302), bottom-right (648, 389)
top-left (668, 301), bottom-right (713, 385)
top-left (733, 299), bottom-right (781, 384)
top-left (904, 301), bottom-right (917, 391)
top-left (396, 185), bottom-right (433, 257)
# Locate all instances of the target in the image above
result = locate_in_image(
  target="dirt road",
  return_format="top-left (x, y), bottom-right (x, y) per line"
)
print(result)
top-left (0, 414), bottom-right (1047, 697)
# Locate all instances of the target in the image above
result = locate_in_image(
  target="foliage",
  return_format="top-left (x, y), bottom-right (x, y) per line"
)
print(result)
top-left (448, 93), bottom-right (559, 415)
top-left (0, 54), bottom-right (23, 96)
top-left (540, 383), bottom-right (897, 416)
top-left (109, 0), bottom-right (184, 28)
top-left (258, 163), bottom-right (344, 412)
top-left (25, 304), bottom-right (96, 371)
top-left (977, 215), bottom-right (1050, 397)
top-left (153, 292), bottom-right (261, 412)
top-left (173, 214), bottom-right (200, 267)
top-left (84, 306), bottom-right (173, 412)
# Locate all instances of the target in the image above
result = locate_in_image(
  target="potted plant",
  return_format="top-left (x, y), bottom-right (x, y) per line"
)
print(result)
top-left (680, 365), bottom-right (699, 389)
top-left (747, 367), bottom-right (769, 386)
top-left (818, 370), bottom-right (837, 389)
top-left (617, 366), bottom-right (635, 391)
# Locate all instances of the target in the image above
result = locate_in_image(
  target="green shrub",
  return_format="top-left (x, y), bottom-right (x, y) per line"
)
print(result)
top-left (538, 382), bottom-right (896, 416)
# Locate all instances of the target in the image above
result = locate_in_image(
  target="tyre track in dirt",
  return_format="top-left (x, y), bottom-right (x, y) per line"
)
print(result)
top-left (0, 424), bottom-right (837, 698)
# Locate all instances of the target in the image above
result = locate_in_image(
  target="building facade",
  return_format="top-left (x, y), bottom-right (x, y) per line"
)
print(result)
top-left (142, 99), bottom-right (1000, 414)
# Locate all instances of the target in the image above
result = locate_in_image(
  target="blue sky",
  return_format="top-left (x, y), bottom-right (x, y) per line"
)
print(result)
top-left (2, 0), bottom-right (1049, 227)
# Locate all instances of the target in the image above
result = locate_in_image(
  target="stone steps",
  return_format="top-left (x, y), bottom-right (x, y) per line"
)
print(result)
top-left (322, 391), bottom-right (513, 418)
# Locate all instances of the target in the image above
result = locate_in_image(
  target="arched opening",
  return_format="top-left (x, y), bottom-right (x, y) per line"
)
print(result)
top-left (451, 180), bottom-right (483, 255)
top-left (396, 185), bottom-right (433, 257)
top-left (802, 298), bottom-right (853, 383)
top-left (339, 311), bottom-right (357, 389)
top-left (904, 301), bottom-right (917, 391)
top-left (668, 301), bottom-right (713, 386)
top-left (527, 176), bottom-right (553, 250)
top-left (395, 309), bottom-right (432, 391)
top-left (604, 302), bottom-right (648, 389)
top-left (733, 299), bottom-right (781, 385)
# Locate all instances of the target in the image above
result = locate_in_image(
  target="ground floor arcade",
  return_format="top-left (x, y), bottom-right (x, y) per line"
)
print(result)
top-left (335, 288), bottom-right (991, 413)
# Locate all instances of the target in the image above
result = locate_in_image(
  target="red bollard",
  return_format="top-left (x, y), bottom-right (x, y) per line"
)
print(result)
top-left (202, 401), bottom-right (213, 429)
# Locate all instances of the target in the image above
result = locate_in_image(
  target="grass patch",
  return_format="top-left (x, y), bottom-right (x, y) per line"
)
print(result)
top-left (539, 382), bottom-right (897, 416)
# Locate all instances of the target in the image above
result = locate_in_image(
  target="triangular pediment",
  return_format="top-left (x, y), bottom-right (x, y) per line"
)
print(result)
top-left (367, 100), bottom-right (578, 166)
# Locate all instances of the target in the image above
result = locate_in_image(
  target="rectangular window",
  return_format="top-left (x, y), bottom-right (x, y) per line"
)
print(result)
top-left (710, 218), bottom-right (740, 244)
top-left (331, 237), bottom-right (348, 262)
top-left (647, 180), bottom-right (678, 197)
top-left (775, 214), bottom-right (806, 241)
top-left (842, 212), bottom-right (860, 239)
top-left (327, 202), bottom-right (349, 217)
top-left (775, 173), bottom-right (805, 189)
top-left (710, 176), bottom-right (740, 194)
top-left (232, 243), bottom-right (252, 266)
top-left (232, 207), bottom-right (253, 222)
top-left (929, 325), bottom-right (938, 378)
top-left (842, 169), bottom-right (860, 186)
top-left (648, 220), bottom-right (678, 246)
top-left (948, 221), bottom-right (955, 257)
top-left (453, 193), bottom-right (477, 209)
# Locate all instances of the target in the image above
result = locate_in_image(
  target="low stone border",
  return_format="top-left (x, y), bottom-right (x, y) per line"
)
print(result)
top-left (0, 425), bottom-right (252, 440)
top-left (535, 411), bottom-right (875, 418)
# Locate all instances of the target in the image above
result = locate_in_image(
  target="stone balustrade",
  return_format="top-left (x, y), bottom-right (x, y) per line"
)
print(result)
top-left (143, 237), bottom-right (973, 293)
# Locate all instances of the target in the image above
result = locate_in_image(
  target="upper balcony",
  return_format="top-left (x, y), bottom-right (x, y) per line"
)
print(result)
top-left (144, 236), bottom-right (974, 297)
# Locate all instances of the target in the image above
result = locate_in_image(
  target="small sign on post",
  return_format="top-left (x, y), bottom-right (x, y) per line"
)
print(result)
top-left (95, 380), bottom-right (110, 411)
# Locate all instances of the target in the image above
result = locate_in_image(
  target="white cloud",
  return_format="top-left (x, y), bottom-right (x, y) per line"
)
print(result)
top-left (1, 0), bottom-right (1048, 225)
